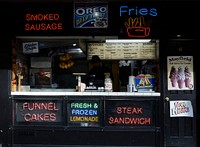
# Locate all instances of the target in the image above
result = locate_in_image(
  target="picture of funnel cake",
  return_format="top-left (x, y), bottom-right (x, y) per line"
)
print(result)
top-left (124, 16), bottom-right (152, 38)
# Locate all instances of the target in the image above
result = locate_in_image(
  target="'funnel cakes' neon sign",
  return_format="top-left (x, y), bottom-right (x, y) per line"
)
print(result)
top-left (124, 16), bottom-right (152, 38)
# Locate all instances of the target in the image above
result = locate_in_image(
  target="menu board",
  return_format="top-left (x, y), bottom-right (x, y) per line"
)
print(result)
top-left (15, 100), bottom-right (63, 124)
top-left (67, 100), bottom-right (101, 127)
top-left (105, 100), bottom-right (156, 127)
top-left (87, 42), bottom-right (157, 60)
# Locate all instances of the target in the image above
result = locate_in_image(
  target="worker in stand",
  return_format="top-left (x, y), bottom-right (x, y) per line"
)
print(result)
top-left (87, 55), bottom-right (113, 90)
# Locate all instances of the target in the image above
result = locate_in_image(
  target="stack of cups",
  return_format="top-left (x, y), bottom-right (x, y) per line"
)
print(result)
top-left (127, 76), bottom-right (137, 92)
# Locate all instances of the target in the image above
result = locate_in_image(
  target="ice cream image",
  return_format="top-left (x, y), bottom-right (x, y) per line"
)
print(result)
top-left (184, 66), bottom-right (192, 87)
top-left (169, 66), bottom-right (177, 87)
top-left (176, 66), bottom-right (185, 89)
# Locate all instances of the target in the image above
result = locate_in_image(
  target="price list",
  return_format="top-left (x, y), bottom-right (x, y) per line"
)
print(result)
top-left (87, 42), bottom-right (157, 60)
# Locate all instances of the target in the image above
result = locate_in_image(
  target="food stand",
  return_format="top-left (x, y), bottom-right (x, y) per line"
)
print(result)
top-left (9, 1), bottom-right (161, 146)
top-left (0, 1), bottom-right (197, 147)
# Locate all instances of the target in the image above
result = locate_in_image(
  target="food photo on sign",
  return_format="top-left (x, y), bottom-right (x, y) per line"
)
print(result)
top-left (167, 56), bottom-right (194, 90)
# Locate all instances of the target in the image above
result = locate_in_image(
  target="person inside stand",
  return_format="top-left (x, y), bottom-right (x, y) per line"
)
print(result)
top-left (87, 55), bottom-right (113, 88)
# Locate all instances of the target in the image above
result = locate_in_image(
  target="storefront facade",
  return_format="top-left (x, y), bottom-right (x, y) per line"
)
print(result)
top-left (0, 1), bottom-right (199, 147)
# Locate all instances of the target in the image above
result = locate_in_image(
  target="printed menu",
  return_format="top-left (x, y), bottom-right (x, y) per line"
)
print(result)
top-left (87, 42), bottom-right (157, 60)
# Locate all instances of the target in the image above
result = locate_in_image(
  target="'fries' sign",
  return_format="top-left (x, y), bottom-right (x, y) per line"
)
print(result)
top-left (120, 6), bottom-right (158, 17)
top-left (119, 5), bottom-right (158, 38)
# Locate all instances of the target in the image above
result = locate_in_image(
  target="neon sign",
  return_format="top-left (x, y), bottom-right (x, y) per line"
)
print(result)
top-left (15, 101), bottom-right (62, 123)
top-left (24, 13), bottom-right (63, 31)
top-left (124, 16), bottom-right (152, 38)
top-left (68, 100), bottom-right (101, 127)
top-left (105, 100), bottom-right (155, 126)
top-left (120, 5), bottom-right (158, 17)
top-left (120, 5), bottom-right (158, 38)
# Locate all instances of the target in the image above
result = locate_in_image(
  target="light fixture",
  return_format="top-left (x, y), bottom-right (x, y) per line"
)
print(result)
top-left (105, 39), bottom-right (151, 43)
top-left (67, 48), bottom-right (83, 53)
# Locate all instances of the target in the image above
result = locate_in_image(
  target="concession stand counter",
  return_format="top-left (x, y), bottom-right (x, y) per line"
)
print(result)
top-left (11, 92), bottom-right (161, 147)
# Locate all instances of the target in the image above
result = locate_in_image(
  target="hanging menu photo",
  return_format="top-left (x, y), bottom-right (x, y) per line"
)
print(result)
top-left (67, 100), bottom-right (101, 127)
top-left (87, 42), bottom-right (157, 60)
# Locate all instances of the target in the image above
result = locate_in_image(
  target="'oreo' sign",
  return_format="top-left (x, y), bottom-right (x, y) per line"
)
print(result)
top-left (74, 2), bottom-right (108, 28)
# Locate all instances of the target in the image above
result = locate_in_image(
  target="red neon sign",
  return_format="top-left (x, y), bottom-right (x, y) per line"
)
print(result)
top-left (124, 16), bottom-right (152, 38)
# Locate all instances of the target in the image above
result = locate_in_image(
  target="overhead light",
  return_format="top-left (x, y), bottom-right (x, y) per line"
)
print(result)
top-left (106, 39), bottom-right (151, 43)
top-left (72, 43), bottom-right (77, 46)
top-left (68, 48), bottom-right (83, 53)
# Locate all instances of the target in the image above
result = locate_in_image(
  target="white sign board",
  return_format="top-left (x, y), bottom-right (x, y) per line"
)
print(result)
top-left (87, 42), bottom-right (157, 60)
top-left (170, 100), bottom-right (193, 117)
top-left (23, 42), bottom-right (39, 54)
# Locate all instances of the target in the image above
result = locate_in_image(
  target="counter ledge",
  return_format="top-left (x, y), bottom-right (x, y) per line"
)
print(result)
top-left (11, 91), bottom-right (160, 96)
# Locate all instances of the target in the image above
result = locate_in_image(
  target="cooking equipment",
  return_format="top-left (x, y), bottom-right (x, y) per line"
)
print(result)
top-left (30, 57), bottom-right (52, 88)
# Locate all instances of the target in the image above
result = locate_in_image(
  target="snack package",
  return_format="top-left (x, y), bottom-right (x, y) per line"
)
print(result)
top-left (135, 74), bottom-right (155, 92)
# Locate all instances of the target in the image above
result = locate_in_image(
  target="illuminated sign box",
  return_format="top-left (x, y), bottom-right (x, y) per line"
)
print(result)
top-left (74, 2), bottom-right (108, 28)
top-left (14, 100), bottom-right (63, 125)
top-left (67, 100), bottom-right (101, 127)
top-left (105, 100), bottom-right (156, 127)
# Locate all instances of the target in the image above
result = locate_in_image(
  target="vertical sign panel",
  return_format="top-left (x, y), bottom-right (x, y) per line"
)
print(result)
top-left (105, 100), bottom-right (156, 127)
top-left (15, 100), bottom-right (63, 124)
top-left (68, 100), bottom-right (101, 127)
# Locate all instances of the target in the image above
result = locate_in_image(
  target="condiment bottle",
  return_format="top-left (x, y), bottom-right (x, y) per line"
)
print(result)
top-left (104, 73), bottom-right (112, 92)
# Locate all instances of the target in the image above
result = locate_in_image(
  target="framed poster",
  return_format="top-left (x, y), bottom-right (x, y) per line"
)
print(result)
top-left (167, 56), bottom-right (194, 90)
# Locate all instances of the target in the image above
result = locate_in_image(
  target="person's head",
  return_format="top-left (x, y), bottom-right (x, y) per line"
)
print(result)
top-left (91, 55), bottom-right (102, 67)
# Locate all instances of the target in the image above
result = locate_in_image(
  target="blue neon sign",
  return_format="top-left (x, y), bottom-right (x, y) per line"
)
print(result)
top-left (120, 6), bottom-right (158, 17)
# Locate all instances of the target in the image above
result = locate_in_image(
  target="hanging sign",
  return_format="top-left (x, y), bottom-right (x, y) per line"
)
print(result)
top-left (170, 100), bottom-right (193, 117)
top-left (22, 42), bottom-right (39, 54)
top-left (74, 2), bottom-right (108, 28)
